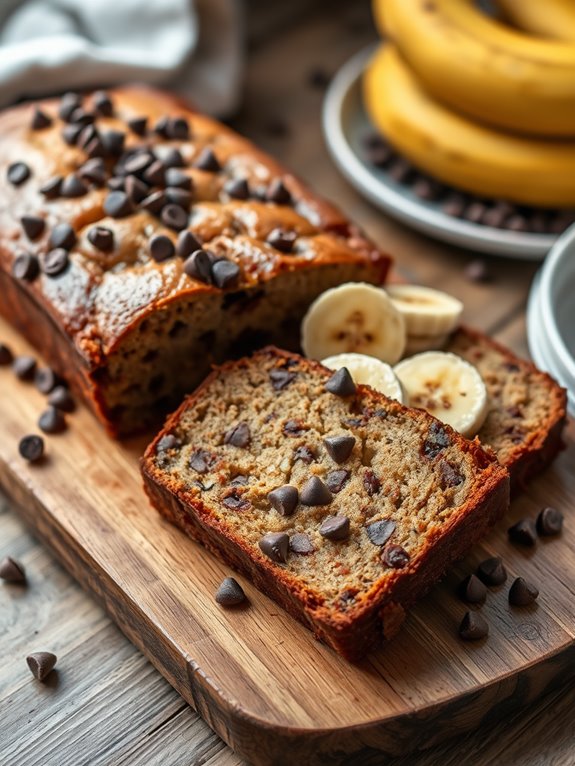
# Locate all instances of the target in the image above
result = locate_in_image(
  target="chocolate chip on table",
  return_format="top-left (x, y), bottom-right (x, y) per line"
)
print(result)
top-left (509, 577), bottom-right (539, 606)
top-left (324, 367), bottom-right (356, 397)
top-left (21, 215), bottom-right (45, 241)
top-left (38, 406), bottom-right (67, 434)
top-left (161, 203), bottom-right (188, 231)
top-left (365, 519), bottom-right (396, 546)
top-left (0, 556), bottom-right (26, 583)
top-left (127, 116), bottom-right (148, 136)
top-left (7, 162), bottom-right (30, 186)
top-left (476, 556), bottom-right (507, 586)
top-left (49, 222), bottom-right (76, 251)
top-left (12, 253), bottom-right (40, 282)
top-left (224, 421), bottom-right (250, 448)
top-left (459, 611), bottom-right (489, 641)
top-left (59, 91), bottom-right (81, 121)
top-left (125, 175), bottom-right (149, 204)
top-left (60, 173), bottom-right (88, 198)
top-left (508, 518), bottom-right (537, 547)
top-left (47, 386), bottom-right (75, 413)
top-left (176, 230), bottom-right (202, 258)
top-left (259, 532), bottom-right (289, 563)
top-left (458, 573), bottom-right (487, 604)
top-left (320, 515), bottom-right (350, 541)
top-left (325, 469), bottom-right (350, 494)
top-left (267, 228), bottom-right (296, 254)
top-left (140, 190), bottom-right (167, 215)
top-left (381, 544), bottom-right (410, 569)
top-left (465, 259), bottom-right (492, 283)
top-left (31, 108), bottom-right (52, 130)
top-left (269, 369), bottom-right (295, 390)
top-left (536, 506), bottom-right (563, 536)
top-left (215, 577), bottom-right (246, 607)
top-left (18, 434), bottom-right (44, 462)
top-left (268, 485), bottom-right (298, 517)
top-left (212, 259), bottom-right (240, 289)
top-left (224, 177), bottom-right (250, 200)
top-left (88, 226), bottom-right (114, 253)
top-left (290, 533), bottom-right (315, 555)
top-left (0, 343), bottom-right (13, 365)
top-left (149, 234), bottom-right (175, 263)
top-left (92, 90), bottom-right (114, 117)
top-left (194, 147), bottom-right (221, 172)
top-left (184, 249), bottom-right (212, 283)
top-left (26, 652), bottom-right (57, 682)
top-left (103, 191), bottom-right (133, 218)
top-left (12, 355), bottom-right (37, 380)
top-left (42, 249), bottom-right (69, 277)
top-left (62, 123), bottom-right (83, 146)
top-left (40, 176), bottom-right (63, 199)
top-left (34, 367), bottom-right (59, 394)
top-left (323, 434), bottom-right (355, 464)
top-left (300, 476), bottom-right (332, 506)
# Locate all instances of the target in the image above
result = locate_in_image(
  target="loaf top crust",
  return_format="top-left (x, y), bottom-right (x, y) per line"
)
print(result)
top-left (0, 87), bottom-right (388, 368)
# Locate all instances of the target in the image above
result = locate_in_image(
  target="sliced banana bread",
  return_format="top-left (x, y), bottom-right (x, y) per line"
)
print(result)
top-left (142, 347), bottom-right (509, 660)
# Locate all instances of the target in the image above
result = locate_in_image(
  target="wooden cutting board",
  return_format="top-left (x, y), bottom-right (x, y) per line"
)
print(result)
top-left (1, 315), bottom-right (574, 766)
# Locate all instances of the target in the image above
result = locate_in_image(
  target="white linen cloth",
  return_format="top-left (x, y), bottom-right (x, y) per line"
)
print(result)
top-left (0, 0), bottom-right (243, 116)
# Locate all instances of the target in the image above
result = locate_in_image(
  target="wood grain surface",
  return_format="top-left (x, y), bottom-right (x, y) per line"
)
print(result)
top-left (1, 2), bottom-right (575, 765)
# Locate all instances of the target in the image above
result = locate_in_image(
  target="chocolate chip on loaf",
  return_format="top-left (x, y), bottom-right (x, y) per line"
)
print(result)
top-left (12, 253), bottom-right (40, 282)
top-left (194, 147), bottom-right (221, 172)
top-left (224, 177), bottom-right (250, 200)
top-left (324, 434), bottom-right (355, 463)
top-left (42, 249), bottom-right (69, 277)
top-left (325, 469), bottom-right (350, 494)
top-left (21, 215), bottom-right (45, 241)
top-left (365, 519), bottom-right (396, 546)
top-left (267, 178), bottom-right (292, 205)
top-left (184, 249), bottom-right (212, 283)
top-left (88, 226), bottom-right (115, 252)
top-left (300, 476), bottom-right (332, 506)
top-left (177, 230), bottom-right (202, 258)
top-left (267, 228), bottom-right (296, 253)
top-left (224, 422), bottom-right (250, 448)
top-left (49, 223), bottom-right (76, 251)
top-left (268, 485), bottom-right (299, 516)
top-left (212, 259), bottom-right (240, 289)
top-left (31, 108), bottom-right (52, 130)
top-left (381, 544), bottom-right (410, 569)
top-left (149, 235), bottom-right (175, 263)
top-left (289, 533), bottom-right (315, 555)
top-left (7, 162), bottom-right (30, 186)
top-left (259, 532), bottom-right (289, 563)
top-left (269, 369), bottom-right (295, 390)
top-left (324, 367), bottom-right (356, 397)
top-left (319, 515), bottom-right (350, 541)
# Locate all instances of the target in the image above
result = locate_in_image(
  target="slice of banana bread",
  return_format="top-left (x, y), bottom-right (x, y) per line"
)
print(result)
top-left (446, 327), bottom-right (567, 492)
top-left (141, 347), bottom-right (509, 660)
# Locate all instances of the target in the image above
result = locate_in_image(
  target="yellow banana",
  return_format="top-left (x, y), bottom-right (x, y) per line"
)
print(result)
top-left (374, 0), bottom-right (575, 137)
top-left (494, 0), bottom-right (575, 42)
top-left (363, 45), bottom-right (575, 207)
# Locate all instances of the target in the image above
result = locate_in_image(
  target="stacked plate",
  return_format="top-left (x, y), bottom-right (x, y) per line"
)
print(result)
top-left (527, 225), bottom-right (575, 416)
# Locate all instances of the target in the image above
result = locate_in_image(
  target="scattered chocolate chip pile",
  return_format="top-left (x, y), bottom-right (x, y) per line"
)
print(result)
top-left (363, 133), bottom-right (575, 235)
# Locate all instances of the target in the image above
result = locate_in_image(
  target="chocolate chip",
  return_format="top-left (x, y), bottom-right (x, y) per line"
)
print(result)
top-left (458, 573), bottom-right (487, 604)
top-left (439, 461), bottom-right (465, 489)
top-left (49, 223), bottom-right (76, 251)
top-left (34, 367), bottom-right (59, 394)
top-left (149, 234), bottom-right (175, 263)
top-left (509, 577), bottom-right (539, 606)
top-left (167, 116), bottom-right (190, 140)
top-left (13, 355), bottom-right (36, 380)
top-left (267, 178), bottom-right (292, 204)
top-left (259, 532), bottom-right (289, 563)
top-left (69, 108), bottom-right (94, 125)
top-left (123, 151), bottom-right (155, 176)
top-left (177, 230), bottom-right (202, 258)
top-left (42, 249), bottom-right (69, 277)
top-left (268, 485), bottom-right (298, 516)
top-left (31, 108), bottom-right (52, 130)
top-left (93, 90), bottom-right (113, 116)
top-left (140, 160), bottom-right (164, 187)
top-left (128, 116), bottom-right (148, 136)
top-left (19, 215), bottom-right (45, 242)
top-left (476, 556), bottom-right (507, 586)
top-left (293, 445), bottom-right (315, 464)
top-left (194, 147), bottom-right (221, 172)
top-left (165, 168), bottom-right (192, 190)
top-left (12, 253), bottom-right (39, 281)
top-left (184, 249), bottom-right (212, 283)
top-left (157, 434), bottom-right (178, 452)
top-left (189, 449), bottom-right (216, 473)
top-left (222, 492), bottom-right (251, 511)
top-left (363, 470), bottom-right (381, 496)
top-left (62, 123), bottom-right (83, 145)
top-left (40, 176), bottom-right (62, 199)
top-left (59, 92), bottom-right (81, 121)
top-left (104, 191), bottom-right (133, 218)
top-left (325, 469), bottom-right (350, 494)
top-left (18, 434), bottom-right (44, 462)
top-left (413, 177), bottom-right (443, 201)
top-left (465, 259), bottom-right (492, 283)
top-left (7, 162), bottom-right (30, 186)
top-left (60, 174), bottom-right (88, 198)
top-left (212, 259), bottom-right (240, 289)
top-left (283, 419), bottom-right (306, 436)
top-left (47, 386), bottom-right (75, 413)
top-left (459, 611), bottom-right (488, 641)
top-left (161, 203), bottom-right (188, 231)
top-left (269, 369), bottom-right (295, 390)
top-left (224, 178), bottom-right (250, 200)
top-left (100, 129), bottom-right (125, 157)
top-left (320, 515), bottom-right (350, 541)
top-left (464, 201), bottom-right (486, 224)
top-left (289, 533), bottom-right (315, 555)
top-left (140, 190), bottom-right (167, 214)
top-left (381, 544), bottom-right (410, 568)
top-left (166, 187), bottom-right (192, 209)
top-left (442, 193), bottom-right (466, 218)
top-left (508, 518), bottom-right (537, 547)
top-left (78, 158), bottom-right (106, 185)
top-left (0, 343), bottom-right (13, 365)
top-left (38, 406), bottom-right (66, 434)
top-left (323, 434), bottom-right (355, 463)
top-left (215, 577), bottom-right (246, 606)
top-left (300, 476), bottom-right (332, 506)
top-left (125, 175), bottom-right (148, 204)
top-left (266, 228), bottom-right (296, 253)
top-left (224, 422), bottom-right (250, 448)
top-left (26, 652), bottom-right (57, 682)
top-left (388, 158), bottom-right (413, 183)
top-left (364, 135), bottom-right (393, 167)
top-left (422, 422), bottom-right (450, 460)
top-left (85, 136), bottom-right (106, 159)
top-left (506, 214), bottom-right (528, 232)
top-left (153, 116), bottom-right (170, 136)
top-left (324, 367), bottom-right (356, 397)
top-left (365, 519), bottom-right (396, 546)
top-left (162, 147), bottom-right (185, 168)
top-left (88, 226), bottom-right (114, 252)
top-left (536, 506), bottom-right (563, 536)
top-left (0, 556), bottom-right (26, 583)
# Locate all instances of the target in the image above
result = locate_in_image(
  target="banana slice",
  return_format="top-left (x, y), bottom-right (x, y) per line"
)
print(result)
top-left (404, 333), bottom-right (450, 357)
top-left (301, 283), bottom-right (406, 363)
top-left (394, 351), bottom-right (488, 437)
top-left (321, 352), bottom-right (404, 402)
top-left (386, 285), bottom-right (463, 338)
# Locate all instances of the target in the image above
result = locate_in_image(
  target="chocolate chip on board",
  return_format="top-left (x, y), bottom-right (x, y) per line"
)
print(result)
top-left (508, 518), bottom-right (537, 547)
top-left (459, 610), bottom-right (489, 641)
top-left (476, 556), bottom-right (507, 586)
top-left (34, 367), bottom-right (60, 394)
top-left (319, 515), bottom-right (350, 541)
top-left (324, 367), bottom-right (356, 397)
top-left (259, 532), bottom-right (289, 563)
top-left (0, 343), bottom-right (14, 365)
top-left (38, 406), bottom-right (67, 435)
top-left (300, 476), bottom-right (332, 506)
top-left (215, 577), bottom-right (246, 607)
top-left (509, 577), bottom-right (539, 607)
top-left (18, 434), bottom-right (44, 462)
top-left (536, 506), bottom-right (563, 536)
top-left (47, 386), bottom-right (75, 413)
top-left (268, 485), bottom-right (299, 516)
top-left (458, 573), bottom-right (487, 604)
top-left (0, 556), bottom-right (26, 583)
top-left (26, 652), bottom-right (57, 682)
top-left (12, 355), bottom-right (37, 380)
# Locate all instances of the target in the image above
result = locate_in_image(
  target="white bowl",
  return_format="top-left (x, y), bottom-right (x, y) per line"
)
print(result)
top-left (527, 224), bottom-right (575, 416)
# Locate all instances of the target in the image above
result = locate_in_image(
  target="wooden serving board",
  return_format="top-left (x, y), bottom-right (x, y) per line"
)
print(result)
top-left (1, 315), bottom-right (574, 766)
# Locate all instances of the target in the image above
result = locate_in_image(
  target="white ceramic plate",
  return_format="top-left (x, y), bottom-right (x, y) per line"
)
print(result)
top-left (322, 46), bottom-right (557, 260)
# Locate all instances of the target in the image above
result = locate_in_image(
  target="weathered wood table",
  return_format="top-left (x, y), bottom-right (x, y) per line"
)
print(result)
top-left (1, 2), bottom-right (574, 764)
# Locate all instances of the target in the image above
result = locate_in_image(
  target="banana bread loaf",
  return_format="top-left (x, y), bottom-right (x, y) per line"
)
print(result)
top-left (141, 347), bottom-right (510, 660)
top-left (0, 87), bottom-right (389, 436)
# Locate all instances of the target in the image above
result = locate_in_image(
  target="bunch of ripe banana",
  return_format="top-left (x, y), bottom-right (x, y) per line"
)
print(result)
top-left (364, 0), bottom-right (575, 207)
